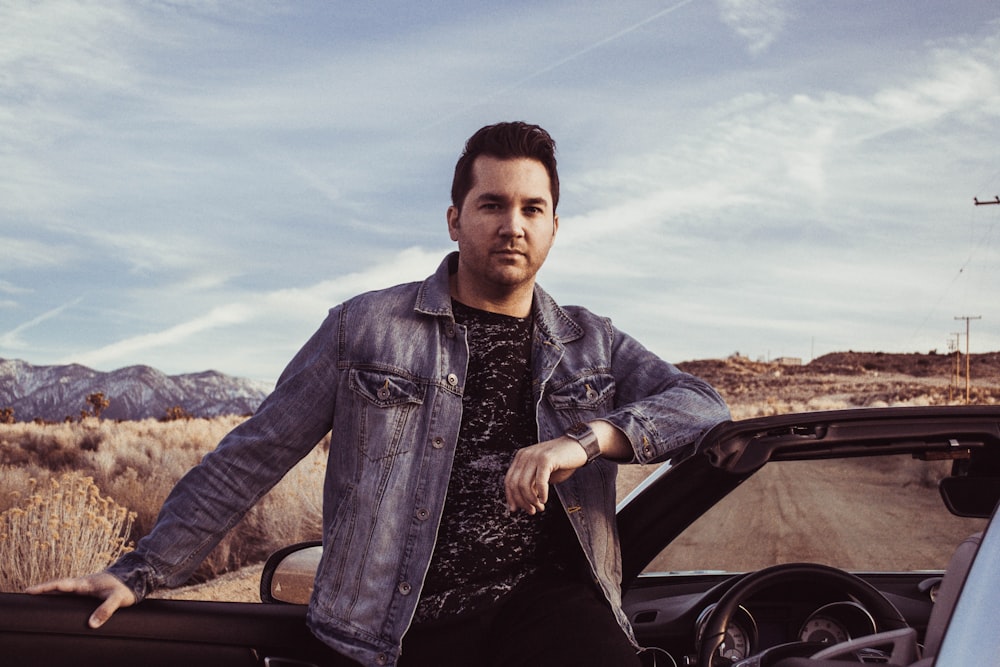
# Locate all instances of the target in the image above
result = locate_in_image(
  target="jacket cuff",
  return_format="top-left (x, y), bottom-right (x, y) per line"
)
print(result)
top-left (105, 551), bottom-right (160, 603)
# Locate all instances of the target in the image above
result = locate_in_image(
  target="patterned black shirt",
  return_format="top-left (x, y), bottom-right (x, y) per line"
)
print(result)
top-left (414, 300), bottom-right (582, 622)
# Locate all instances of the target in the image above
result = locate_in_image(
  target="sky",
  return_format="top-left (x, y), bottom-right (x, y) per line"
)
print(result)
top-left (2, 0), bottom-right (999, 386)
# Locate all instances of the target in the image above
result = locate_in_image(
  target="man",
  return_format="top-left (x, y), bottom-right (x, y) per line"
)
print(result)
top-left (30, 122), bottom-right (730, 666)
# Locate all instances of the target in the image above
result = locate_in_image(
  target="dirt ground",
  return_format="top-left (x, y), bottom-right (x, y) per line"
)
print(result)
top-left (155, 351), bottom-right (999, 602)
top-left (679, 351), bottom-right (1000, 412)
top-left (151, 563), bottom-right (265, 602)
top-left (646, 457), bottom-right (986, 574)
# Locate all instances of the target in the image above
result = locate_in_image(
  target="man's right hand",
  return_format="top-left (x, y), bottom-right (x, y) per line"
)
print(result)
top-left (26, 572), bottom-right (137, 628)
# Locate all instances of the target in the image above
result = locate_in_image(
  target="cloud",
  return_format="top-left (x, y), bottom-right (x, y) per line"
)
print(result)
top-left (716, 0), bottom-right (794, 55)
top-left (0, 2), bottom-right (139, 95)
top-left (0, 298), bottom-right (83, 350)
top-left (0, 237), bottom-right (77, 270)
top-left (0, 281), bottom-right (31, 296)
top-left (582, 26), bottom-right (998, 226)
top-left (66, 246), bottom-right (446, 372)
top-left (69, 302), bottom-right (255, 368)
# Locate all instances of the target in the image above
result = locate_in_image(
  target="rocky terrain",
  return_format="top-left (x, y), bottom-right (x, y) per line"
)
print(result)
top-left (678, 351), bottom-right (1000, 416)
top-left (0, 358), bottom-right (270, 422)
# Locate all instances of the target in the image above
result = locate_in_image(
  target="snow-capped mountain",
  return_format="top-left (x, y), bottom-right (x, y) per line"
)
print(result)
top-left (0, 358), bottom-right (271, 422)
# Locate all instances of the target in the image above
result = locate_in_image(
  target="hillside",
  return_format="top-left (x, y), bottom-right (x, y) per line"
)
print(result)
top-left (0, 358), bottom-right (270, 422)
top-left (678, 351), bottom-right (1000, 414)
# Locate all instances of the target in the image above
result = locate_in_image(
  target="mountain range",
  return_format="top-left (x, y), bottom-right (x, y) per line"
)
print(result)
top-left (0, 358), bottom-right (272, 422)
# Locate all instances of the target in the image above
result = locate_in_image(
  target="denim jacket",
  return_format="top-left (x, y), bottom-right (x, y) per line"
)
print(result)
top-left (109, 252), bottom-right (729, 666)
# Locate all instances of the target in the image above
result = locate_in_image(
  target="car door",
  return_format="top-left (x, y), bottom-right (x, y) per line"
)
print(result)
top-left (0, 591), bottom-right (351, 667)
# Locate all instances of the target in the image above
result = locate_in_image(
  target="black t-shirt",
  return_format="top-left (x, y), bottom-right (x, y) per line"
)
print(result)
top-left (414, 300), bottom-right (585, 623)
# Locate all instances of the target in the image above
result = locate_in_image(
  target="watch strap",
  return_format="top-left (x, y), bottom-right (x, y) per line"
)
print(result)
top-left (565, 422), bottom-right (601, 463)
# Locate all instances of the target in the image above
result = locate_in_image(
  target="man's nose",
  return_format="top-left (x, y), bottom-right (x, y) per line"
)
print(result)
top-left (499, 211), bottom-right (526, 237)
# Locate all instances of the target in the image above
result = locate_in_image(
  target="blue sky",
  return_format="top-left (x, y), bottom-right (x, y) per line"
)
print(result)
top-left (2, 0), bottom-right (999, 385)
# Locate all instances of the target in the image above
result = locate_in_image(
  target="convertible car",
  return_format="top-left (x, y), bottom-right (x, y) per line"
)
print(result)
top-left (2, 406), bottom-right (999, 666)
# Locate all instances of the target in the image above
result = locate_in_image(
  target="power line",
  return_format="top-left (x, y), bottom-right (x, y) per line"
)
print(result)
top-left (973, 196), bottom-right (1000, 206)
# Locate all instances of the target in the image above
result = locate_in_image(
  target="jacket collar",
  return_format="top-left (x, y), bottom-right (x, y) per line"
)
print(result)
top-left (414, 252), bottom-right (583, 344)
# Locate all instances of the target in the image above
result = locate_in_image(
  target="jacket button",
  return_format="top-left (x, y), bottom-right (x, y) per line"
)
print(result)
top-left (445, 324), bottom-right (456, 338)
top-left (432, 436), bottom-right (445, 449)
top-left (398, 581), bottom-right (412, 595)
top-left (446, 373), bottom-right (459, 386)
top-left (376, 654), bottom-right (388, 665)
top-left (416, 508), bottom-right (430, 521)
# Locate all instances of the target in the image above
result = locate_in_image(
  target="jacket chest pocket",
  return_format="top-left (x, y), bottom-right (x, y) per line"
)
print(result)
top-left (546, 373), bottom-right (616, 424)
top-left (349, 369), bottom-right (424, 461)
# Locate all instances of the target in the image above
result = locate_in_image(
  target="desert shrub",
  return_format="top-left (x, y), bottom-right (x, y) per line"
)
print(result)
top-left (1, 416), bottom-right (327, 585)
top-left (79, 429), bottom-right (103, 452)
top-left (0, 464), bottom-right (53, 515)
top-left (162, 406), bottom-right (192, 421)
top-left (85, 392), bottom-right (110, 419)
top-left (98, 465), bottom-right (177, 539)
top-left (0, 472), bottom-right (135, 591)
top-left (0, 422), bottom-right (105, 470)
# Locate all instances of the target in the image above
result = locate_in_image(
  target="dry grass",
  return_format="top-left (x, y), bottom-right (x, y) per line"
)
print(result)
top-left (0, 472), bottom-right (135, 591)
top-left (0, 416), bottom-right (325, 586)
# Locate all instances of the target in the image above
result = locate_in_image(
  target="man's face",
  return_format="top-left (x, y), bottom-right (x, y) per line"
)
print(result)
top-left (447, 156), bottom-right (558, 304)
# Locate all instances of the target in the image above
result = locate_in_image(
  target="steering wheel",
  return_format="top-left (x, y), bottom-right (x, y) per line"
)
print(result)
top-left (697, 562), bottom-right (910, 667)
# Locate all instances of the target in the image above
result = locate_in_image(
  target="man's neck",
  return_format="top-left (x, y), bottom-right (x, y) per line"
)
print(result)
top-left (449, 272), bottom-right (534, 318)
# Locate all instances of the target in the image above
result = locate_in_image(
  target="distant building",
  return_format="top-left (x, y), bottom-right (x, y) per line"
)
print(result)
top-left (774, 357), bottom-right (803, 366)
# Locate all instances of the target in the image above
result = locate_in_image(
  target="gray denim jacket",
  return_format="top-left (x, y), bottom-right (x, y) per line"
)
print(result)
top-left (109, 252), bottom-right (729, 666)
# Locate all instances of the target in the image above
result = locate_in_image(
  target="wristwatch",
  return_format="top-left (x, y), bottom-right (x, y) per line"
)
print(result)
top-left (565, 422), bottom-right (601, 464)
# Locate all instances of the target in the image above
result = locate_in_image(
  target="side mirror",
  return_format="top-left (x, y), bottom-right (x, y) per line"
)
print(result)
top-left (940, 477), bottom-right (1000, 519)
top-left (260, 541), bottom-right (322, 604)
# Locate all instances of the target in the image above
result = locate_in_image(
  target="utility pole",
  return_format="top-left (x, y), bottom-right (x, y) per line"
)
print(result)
top-left (948, 333), bottom-right (962, 403)
top-left (954, 316), bottom-right (982, 404)
top-left (973, 196), bottom-right (1000, 206)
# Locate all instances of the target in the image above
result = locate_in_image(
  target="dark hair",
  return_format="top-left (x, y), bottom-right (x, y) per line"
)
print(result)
top-left (451, 121), bottom-right (559, 212)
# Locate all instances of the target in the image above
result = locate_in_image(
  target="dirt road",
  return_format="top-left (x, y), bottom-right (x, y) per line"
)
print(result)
top-left (646, 457), bottom-right (985, 574)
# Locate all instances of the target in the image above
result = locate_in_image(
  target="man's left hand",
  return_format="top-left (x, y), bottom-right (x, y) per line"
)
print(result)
top-left (504, 436), bottom-right (588, 514)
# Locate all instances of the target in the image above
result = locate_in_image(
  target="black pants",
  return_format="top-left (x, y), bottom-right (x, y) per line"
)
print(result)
top-left (396, 572), bottom-right (641, 667)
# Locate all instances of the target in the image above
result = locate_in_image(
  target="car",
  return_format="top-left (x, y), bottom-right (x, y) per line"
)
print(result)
top-left (2, 405), bottom-right (999, 666)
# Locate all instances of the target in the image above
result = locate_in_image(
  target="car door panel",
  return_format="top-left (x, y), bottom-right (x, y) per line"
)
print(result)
top-left (0, 592), bottom-right (350, 667)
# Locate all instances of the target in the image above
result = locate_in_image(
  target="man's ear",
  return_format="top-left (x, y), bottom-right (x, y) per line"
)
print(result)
top-left (552, 213), bottom-right (559, 240)
top-left (447, 205), bottom-right (460, 241)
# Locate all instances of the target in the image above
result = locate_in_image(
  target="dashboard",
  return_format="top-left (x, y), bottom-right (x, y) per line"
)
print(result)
top-left (693, 599), bottom-right (876, 662)
top-left (624, 571), bottom-right (938, 665)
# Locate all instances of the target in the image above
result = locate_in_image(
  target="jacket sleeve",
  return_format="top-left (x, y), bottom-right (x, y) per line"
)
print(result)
top-left (107, 309), bottom-right (343, 600)
top-left (598, 322), bottom-right (730, 465)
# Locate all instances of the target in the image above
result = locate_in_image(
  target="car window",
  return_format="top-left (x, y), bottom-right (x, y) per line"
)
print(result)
top-left (646, 455), bottom-right (988, 574)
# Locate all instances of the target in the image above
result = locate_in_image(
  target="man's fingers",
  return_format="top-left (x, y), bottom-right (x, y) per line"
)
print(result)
top-left (26, 577), bottom-right (91, 595)
top-left (26, 573), bottom-right (136, 629)
top-left (532, 470), bottom-right (550, 508)
top-left (504, 466), bottom-right (531, 513)
top-left (90, 594), bottom-right (125, 628)
top-left (505, 451), bottom-right (550, 514)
